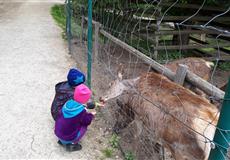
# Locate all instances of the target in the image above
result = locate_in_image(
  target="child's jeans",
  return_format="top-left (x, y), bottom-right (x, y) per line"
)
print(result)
top-left (59, 127), bottom-right (87, 144)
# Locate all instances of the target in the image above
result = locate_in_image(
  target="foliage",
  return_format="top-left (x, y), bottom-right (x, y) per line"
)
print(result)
top-left (109, 134), bottom-right (120, 148)
top-left (51, 5), bottom-right (66, 31)
top-left (102, 148), bottom-right (114, 158)
top-left (218, 62), bottom-right (230, 71)
top-left (51, 4), bottom-right (66, 39)
top-left (124, 151), bottom-right (135, 160)
top-left (158, 51), bottom-right (184, 63)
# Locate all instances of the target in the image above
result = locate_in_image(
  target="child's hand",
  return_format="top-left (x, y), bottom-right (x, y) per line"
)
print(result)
top-left (96, 102), bottom-right (105, 107)
top-left (91, 111), bottom-right (97, 116)
top-left (99, 97), bottom-right (106, 105)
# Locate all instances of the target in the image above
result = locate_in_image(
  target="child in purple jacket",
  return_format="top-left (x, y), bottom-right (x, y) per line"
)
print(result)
top-left (54, 84), bottom-right (95, 151)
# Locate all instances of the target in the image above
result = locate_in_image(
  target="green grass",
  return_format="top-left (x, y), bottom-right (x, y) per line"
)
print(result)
top-left (200, 48), bottom-right (215, 52)
top-left (157, 51), bottom-right (183, 63)
top-left (109, 134), bottom-right (120, 148)
top-left (124, 151), bottom-right (135, 160)
top-left (102, 148), bottom-right (114, 158)
top-left (51, 4), bottom-right (83, 39)
top-left (51, 4), bottom-right (66, 30)
top-left (218, 62), bottom-right (230, 71)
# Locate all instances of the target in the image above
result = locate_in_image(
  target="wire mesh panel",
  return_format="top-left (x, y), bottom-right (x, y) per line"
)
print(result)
top-left (70, 0), bottom-right (230, 159)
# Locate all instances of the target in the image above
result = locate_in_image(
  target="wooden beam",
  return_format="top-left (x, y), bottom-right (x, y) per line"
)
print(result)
top-left (99, 29), bottom-right (225, 100)
top-left (139, 16), bottom-right (230, 23)
top-left (186, 70), bottom-right (225, 100)
top-left (202, 56), bottom-right (230, 61)
top-left (154, 44), bottom-right (230, 50)
top-left (160, 3), bottom-right (226, 12)
top-left (190, 36), bottom-right (230, 56)
top-left (155, 29), bottom-right (221, 35)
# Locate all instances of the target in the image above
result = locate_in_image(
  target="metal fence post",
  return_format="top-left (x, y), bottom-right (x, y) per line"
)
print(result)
top-left (87, 0), bottom-right (93, 88)
top-left (209, 77), bottom-right (230, 160)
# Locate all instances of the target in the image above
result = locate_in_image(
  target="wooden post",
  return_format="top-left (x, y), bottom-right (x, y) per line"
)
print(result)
top-left (154, 8), bottom-right (161, 60)
top-left (174, 64), bottom-right (188, 85)
top-left (81, 6), bottom-right (85, 44)
top-left (94, 22), bottom-right (100, 63)
top-left (201, 33), bottom-right (206, 42)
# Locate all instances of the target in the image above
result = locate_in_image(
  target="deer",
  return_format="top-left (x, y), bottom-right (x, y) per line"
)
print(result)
top-left (101, 72), bottom-right (219, 160)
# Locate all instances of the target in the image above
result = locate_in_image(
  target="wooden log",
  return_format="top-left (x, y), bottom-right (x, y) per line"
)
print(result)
top-left (99, 29), bottom-right (225, 100)
top-left (174, 64), bottom-right (188, 85)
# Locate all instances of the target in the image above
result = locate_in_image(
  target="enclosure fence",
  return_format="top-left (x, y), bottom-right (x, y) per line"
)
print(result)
top-left (65, 0), bottom-right (230, 159)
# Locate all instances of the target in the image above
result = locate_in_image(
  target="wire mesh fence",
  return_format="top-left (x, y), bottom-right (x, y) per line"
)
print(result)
top-left (67, 0), bottom-right (230, 159)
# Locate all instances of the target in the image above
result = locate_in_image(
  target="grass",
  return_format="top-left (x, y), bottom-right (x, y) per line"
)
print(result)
top-left (124, 151), bottom-right (135, 160)
top-left (109, 134), bottom-right (120, 148)
top-left (218, 62), bottom-right (230, 71)
top-left (102, 148), bottom-right (114, 158)
top-left (200, 48), bottom-right (215, 52)
top-left (51, 4), bottom-right (84, 40)
top-left (157, 51), bottom-right (184, 63)
top-left (51, 4), bottom-right (66, 31)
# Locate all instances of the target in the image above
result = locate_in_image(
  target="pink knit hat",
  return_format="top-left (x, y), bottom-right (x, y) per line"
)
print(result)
top-left (74, 84), bottom-right (92, 104)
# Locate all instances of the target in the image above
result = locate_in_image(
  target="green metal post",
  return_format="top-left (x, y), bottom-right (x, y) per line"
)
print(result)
top-left (209, 77), bottom-right (230, 160)
top-left (87, 0), bottom-right (92, 89)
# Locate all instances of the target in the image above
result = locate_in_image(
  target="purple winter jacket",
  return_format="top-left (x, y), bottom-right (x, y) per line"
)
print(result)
top-left (55, 99), bottom-right (94, 141)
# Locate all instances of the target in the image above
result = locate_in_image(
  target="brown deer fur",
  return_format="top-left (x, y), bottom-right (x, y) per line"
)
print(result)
top-left (165, 57), bottom-right (212, 81)
top-left (104, 72), bottom-right (219, 160)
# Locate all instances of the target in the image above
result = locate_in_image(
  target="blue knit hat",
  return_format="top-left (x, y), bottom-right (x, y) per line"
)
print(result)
top-left (67, 68), bottom-right (85, 86)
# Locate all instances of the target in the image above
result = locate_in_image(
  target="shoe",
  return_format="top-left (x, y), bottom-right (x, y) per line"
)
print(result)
top-left (57, 140), bottom-right (64, 146)
top-left (66, 143), bottom-right (82, 152)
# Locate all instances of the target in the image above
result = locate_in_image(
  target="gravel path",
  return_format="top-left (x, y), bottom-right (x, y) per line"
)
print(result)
top-left (0, 0), bottom-right (100, 159)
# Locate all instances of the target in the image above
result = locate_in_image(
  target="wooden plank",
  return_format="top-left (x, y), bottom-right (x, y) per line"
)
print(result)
top-left (190, 36), bottom-right (230, 56)
top-left (203, 56), bottom-right (230, 61)
top-left (174, 64), bottom-right (188, 85)
top-left (139, 16), bottom-right (230, 23)
top-left (155, 29), bottom-right (219, 35)
top-left (154, 43), bottom-right (230, 50)
top-left (186, 70), bottom-right (225, 100)
top-left (99, 29), bottom-right (225, 100)
top-left (160, 3), bottom-right (226, 12)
